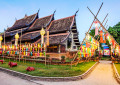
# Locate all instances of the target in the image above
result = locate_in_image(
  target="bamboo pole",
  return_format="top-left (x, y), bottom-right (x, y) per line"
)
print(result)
top-left (71, 2), bottom-right (103, 67)
top-left (3, 29), bottom-right (5, 61)
top-left (87, 6), bottom-right (119, 45)
top-left (19, 29), bottom-right (22, 62)
top-left (87, 6), bottom-right (119, 57)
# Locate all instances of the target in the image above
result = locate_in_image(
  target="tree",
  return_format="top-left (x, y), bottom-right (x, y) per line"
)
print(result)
top-left (89, 28), bottom-right (95, 37)
top-left (108, 22), bottom-right (120, 44)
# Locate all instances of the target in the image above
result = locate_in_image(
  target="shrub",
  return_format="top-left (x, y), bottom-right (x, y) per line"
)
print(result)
top-left (61, 56), bottom-right (65, 60)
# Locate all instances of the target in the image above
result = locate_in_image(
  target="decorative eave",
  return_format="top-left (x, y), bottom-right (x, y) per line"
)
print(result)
top-left (3, 27), bottom-right (28, 38)
top-left (35, 32), bottom-right (70, 45)
top-left (11, 30), bottom-right (40, 42)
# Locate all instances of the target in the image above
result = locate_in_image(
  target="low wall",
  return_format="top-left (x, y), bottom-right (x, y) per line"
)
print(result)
top-left (46, 51), bottom-right (77, 59)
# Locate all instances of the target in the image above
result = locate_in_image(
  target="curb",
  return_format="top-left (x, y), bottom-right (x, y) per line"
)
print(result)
top-left (0, 62), bottom-right (98, 82)
top-left (112, 63), bottom-right (120, 83)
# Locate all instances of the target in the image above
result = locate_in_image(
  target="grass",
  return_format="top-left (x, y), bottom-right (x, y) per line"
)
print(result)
top-left (0, 57), bottom-right (96, 77)
top-left (114, 63), bottom-right (120, 75)
top-left (101, 56), bottom-right (111, 61)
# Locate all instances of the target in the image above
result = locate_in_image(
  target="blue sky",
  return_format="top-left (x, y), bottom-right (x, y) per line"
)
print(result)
top-left (0, 0), bottom-right (120, 41)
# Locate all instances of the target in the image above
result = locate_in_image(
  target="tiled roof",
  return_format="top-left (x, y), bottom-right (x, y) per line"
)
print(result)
top-left (48, 15), bottom-right (75, 33)
top-left (27, 14), bottom-right (54, 31)
top-left (6, 13), bottom-right (38, 32)
top-left (20, 31), bottom-right (40, 41)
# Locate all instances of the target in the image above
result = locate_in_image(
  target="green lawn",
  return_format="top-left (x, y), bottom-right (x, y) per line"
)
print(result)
top-left (114, 63), bottom-right (120, 75)
top-left (0, 58), bottom-right (96, 77)
top-left (101, 56), bottom-right (111, 61)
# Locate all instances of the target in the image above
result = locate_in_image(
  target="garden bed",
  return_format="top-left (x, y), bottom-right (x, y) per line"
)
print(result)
top-left (0, 57), bottom-right (96, 77)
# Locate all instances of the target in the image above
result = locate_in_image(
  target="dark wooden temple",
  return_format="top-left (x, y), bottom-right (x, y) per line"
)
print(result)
top-left (3, 11), bottom-right (80, 58)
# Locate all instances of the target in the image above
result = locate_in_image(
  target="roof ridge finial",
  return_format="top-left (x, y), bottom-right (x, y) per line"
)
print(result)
top-left (7, 25), bottom-right (8, 28)
top-left (4, 28), bottom-right (6, 32)
top-left (38, 8), bottom-right (40, 14)
top-left (24, 14), bottom-right (27, 18)
top-left (53, 10), bottom-right (56, 14)
top-left (75, 9), bottom-right (79, 16)
top-left (15, 17), bottom-right (17, 21)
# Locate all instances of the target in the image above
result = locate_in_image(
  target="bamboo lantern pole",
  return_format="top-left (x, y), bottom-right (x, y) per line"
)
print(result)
top-left (71, 2), bottom-right (103, 67)
top-left (87, 6), bottom-right (119, 58)
top-left (19, 29), bottom-right (22, 62)
top-left (3, 29), bottom-right (6, 60)
top-left (15, 33), bottom-right (19, 62)
top-left (40, 27), bottom-right (46, 66)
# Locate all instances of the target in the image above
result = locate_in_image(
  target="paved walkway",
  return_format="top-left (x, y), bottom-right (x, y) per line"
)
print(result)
top-left (0, 72), bottom-right (41, 85)
top-left (34, 61), bottom-right (119, 85)
top-left (0, 61), bottom-right (119, 85)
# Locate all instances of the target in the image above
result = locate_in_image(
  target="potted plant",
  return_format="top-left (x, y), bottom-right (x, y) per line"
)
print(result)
top-left (61, 56), bottom-right (65, 63)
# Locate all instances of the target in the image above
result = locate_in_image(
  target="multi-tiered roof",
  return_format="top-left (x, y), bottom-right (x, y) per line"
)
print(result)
top-left (4, 11), bottom-right (80, 47)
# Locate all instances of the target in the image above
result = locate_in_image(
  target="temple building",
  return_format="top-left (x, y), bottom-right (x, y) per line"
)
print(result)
top-left (2, 11), bottom-right (80, 58)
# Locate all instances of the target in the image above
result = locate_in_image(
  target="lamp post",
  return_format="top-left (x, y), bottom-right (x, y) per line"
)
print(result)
top-left (0, 36), bottom-right (3, 48)
top-left (15, 33), bottom-right (19, 61)
top-left (15, 33), bottom-right (19, 46)
top-left (40, 27), bottom-right (46, 66)
top-left (40, 28), bottom-right (45, 44)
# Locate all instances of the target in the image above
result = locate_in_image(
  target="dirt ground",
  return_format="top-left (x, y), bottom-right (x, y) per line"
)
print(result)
top-left (0, 61), bottom-right (119, 85)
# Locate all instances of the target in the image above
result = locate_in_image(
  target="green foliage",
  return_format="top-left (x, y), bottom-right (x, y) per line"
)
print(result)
top-left (61, 56), bottom-right (65, 60)
top-left (0, 57), bottom-right (96, 77)
top-left (89, 28), bottom-right (95, 37)
top-left (89, 22), bottom-right (120, 45)
top-left (108, 22), bottom-right (120, 44)
top-left (89, 28), bottom-right (100, 40)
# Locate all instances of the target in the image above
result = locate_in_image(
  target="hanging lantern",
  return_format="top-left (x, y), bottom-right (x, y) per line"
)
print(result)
top-left (15, 33), bottom-right (19, 46)
top-left (44, 43), bottom-right (46, 51)
top-left (40, 28), bottom-right (45, 44)
top-left (99, 30), bottom-right (103, 43)
top-left (40, 52), bottom-right (42, 56)
top-left (94, 20), bottom-right (99, 36)
top-left (47, 31), bottom-right (49, 46)
top-left (86, 34), bottom-right (90, 40)
top-left (0, 36), bottom-right (3, 48)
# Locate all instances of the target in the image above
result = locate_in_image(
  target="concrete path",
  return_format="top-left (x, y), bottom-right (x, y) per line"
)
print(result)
top-left (34, 61), bottom-right (119, 85)
top-left (0, 61), bottom-right (119, 85)
top-left (0, 72), bottom-right (41, 85)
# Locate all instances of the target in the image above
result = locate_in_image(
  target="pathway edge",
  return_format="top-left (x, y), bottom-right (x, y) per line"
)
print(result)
top-left (112, 63), bottom-right (120, 83)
